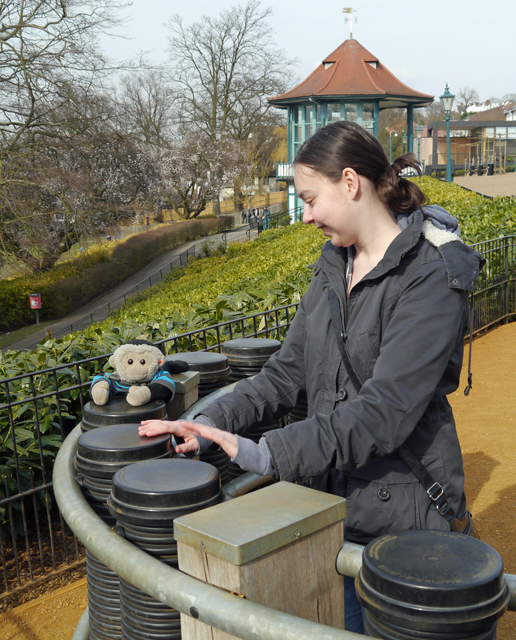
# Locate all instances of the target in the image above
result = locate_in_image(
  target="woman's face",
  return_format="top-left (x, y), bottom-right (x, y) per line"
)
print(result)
top-left (294, 164), bottom-right (357, 248)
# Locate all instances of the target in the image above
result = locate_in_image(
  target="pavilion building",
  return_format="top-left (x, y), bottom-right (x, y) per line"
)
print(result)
top-left (268, 38), bottom-right (433, 213)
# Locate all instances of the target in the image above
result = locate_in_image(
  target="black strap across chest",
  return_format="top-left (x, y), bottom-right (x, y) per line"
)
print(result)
top-left (328, 288), bottom-right (456, 523)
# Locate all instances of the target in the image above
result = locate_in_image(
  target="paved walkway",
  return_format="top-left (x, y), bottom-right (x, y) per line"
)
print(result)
top-left (454, 172), bottom-right (516, 197)
top-left (6, 224), bottom-right (256, 352)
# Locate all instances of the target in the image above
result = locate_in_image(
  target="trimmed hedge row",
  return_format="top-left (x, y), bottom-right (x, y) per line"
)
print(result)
top-left (0, 217), bottom-right (233, 332)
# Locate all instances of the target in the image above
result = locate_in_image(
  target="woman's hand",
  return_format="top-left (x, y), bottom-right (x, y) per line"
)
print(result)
top-left (139, 420), bottom-right (199, 455)
top-left (139, 420), bottom-right (238, 458)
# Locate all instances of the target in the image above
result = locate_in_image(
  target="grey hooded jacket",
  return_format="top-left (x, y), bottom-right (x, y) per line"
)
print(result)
top-left (199, 208), bottom-right (485, 544)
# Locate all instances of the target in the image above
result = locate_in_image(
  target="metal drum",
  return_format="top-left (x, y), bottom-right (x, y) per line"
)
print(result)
top-left (167, 351), bottom-right (231, 484)
top-left (81, 396), bottom-right (167, 432)
top-left (166, 351), bottom-right (230, 398)
top-left (356, 529), bottom-right (509, 639)
top-left (107, 458), bottom-right (222, 640)
top-left (221, 338), bottom-right (282, 479)
top-left (221, 338), bottom-right (281, 382)
top-left (75, 425), bottom-right (171, 640)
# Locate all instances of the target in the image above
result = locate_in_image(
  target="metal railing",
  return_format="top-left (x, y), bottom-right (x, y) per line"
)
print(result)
top-left (0, 233), bottom-right (515, 605)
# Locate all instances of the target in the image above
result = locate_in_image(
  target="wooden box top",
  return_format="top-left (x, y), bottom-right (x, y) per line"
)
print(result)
top-left (174, 481), bottom-right (346, 565)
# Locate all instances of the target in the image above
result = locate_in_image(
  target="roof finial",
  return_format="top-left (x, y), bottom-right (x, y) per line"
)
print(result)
top-left (342, 7), bottom-right (357, 39)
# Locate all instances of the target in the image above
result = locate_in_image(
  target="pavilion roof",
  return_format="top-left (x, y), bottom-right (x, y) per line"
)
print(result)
top-left (269, 39), bottom-right (433, 109)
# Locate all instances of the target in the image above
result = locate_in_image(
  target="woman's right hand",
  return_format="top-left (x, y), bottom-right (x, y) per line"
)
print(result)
top-left (139, 420), bottom-right (200, 455)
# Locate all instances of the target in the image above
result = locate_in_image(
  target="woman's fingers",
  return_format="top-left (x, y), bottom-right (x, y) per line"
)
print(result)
top-left (138, 420), bottom-right (238, 458)
top-left (183, 422), bottom-right (239, 459)
top-left (138, 420), bottom-right (201, 454)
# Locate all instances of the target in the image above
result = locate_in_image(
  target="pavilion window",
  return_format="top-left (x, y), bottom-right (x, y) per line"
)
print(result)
top-left (361, 102), bottom-right (375, 130)
top-left (305, 104), bottom-right (315, 138)
top-left (293, 106), bottom-right (303, 156)
top-left (315, 104), bottom-right (322, 130)
top-left (327, 102), bottom-right (341, 124)
top-left (344, 103), bottom-right (358, 122)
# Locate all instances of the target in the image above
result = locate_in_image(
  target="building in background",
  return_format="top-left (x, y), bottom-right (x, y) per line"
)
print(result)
top-left (268, 37), bottom-right (433, 213)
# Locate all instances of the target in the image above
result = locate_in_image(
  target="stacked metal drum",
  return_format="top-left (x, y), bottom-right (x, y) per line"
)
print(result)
top-left (77, 397), bottom-right (170, 640)
top-left (220, 338), bottom-right (282, 480)
top-left (167, 352), bottom-right (231, 484)
top-left (107, 458), bottom-right (222, 640)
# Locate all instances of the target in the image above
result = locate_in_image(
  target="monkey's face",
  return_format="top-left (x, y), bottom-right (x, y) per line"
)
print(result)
top-left (119, 348), bottom-right (161, 383)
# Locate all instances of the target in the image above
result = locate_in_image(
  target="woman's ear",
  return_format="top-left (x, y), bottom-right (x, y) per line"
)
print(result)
top-left (341, 167), bottom-right (360, 199)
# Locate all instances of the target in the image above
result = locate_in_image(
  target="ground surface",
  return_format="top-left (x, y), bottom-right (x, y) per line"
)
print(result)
top-left (454, 172), bottom-right (516, 197)
top-left (1, 322), bottom-right (516, 639)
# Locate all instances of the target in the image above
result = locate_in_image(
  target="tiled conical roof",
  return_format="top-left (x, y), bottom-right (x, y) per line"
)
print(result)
top-left (269, 39), bottom-right (433, 109)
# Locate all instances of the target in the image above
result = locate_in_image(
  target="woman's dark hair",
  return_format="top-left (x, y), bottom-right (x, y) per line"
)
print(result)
top-left (294, 121), bottom-right (427, 214)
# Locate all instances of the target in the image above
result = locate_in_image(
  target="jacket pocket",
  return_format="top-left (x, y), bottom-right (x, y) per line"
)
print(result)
top-left (345, 475), bottom-right (419, 544)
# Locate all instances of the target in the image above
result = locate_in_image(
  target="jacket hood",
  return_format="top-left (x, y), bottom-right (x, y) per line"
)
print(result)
top-left (317, 208), bottom-right (485, 293)
top-left (398, 205), bottom-right (461, 238)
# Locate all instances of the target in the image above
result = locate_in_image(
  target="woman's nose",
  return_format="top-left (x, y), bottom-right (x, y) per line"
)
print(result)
top-left (302, 207), bottom-right (313, 224)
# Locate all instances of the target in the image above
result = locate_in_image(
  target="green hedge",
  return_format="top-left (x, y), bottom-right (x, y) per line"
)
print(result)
top-left (0, 217), bottom-right (233, 332)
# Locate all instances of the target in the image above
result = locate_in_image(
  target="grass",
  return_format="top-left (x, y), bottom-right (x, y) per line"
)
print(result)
top-left (0, 320), bottom-right (54, 350)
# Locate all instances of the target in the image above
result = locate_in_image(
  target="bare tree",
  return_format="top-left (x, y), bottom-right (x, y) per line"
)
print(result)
top-left (166, 0), bottom-right (296, 142)
top-left (139, 134), bottom-right (249, 219)
top-left (117, 70), bottom-right (178, 144)
top-left (0, 0), bottom-right (130, 272)
top-left (456, 87), bottom-right (480, 117)
top-left (0, 0), bottom-right (126, 154)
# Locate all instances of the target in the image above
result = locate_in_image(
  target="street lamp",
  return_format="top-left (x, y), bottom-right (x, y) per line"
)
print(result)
top-left (440, 84), bottom-right (455, 182)
top-left (402, 133), bottom-right (407, 155)
top-left (416, 124), bottom-right (423, 163)
top-left (389, 129), bottom-right (398, 163)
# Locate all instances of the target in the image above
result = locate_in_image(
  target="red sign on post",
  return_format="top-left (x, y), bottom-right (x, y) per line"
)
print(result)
top-left (29, 293), bottom-right (42, 309)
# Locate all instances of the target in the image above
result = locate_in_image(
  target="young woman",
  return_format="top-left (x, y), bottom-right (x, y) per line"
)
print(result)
top-left (139, 121), bottom-right (484, 634)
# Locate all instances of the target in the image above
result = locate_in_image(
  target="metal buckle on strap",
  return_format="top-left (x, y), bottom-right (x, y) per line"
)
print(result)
top-left (427, 482), bottom-right (444, 502)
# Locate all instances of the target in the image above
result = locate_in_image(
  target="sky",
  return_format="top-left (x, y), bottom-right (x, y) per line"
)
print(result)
top-left (100, 0), bottom-right (514, 104)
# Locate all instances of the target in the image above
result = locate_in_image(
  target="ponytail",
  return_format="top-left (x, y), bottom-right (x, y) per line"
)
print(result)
top-left (376, 154), bottom-right (428, 214)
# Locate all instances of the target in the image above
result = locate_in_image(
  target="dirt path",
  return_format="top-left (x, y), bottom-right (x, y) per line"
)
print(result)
top-left (1, 322), bottom-right (516, 638)
top-left (450, 322), bottom-right (516, 638)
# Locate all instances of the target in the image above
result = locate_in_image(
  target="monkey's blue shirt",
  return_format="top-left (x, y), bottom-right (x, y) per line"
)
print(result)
top-left (90, 370), bottom-right (175, 397)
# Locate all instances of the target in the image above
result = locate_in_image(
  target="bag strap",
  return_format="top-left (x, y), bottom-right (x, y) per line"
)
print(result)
top-left (328, 288), bottom-right (457, 522)
top-left (328, 289), bottom-right (363, 392)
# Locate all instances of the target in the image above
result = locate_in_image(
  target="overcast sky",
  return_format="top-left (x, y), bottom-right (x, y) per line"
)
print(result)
top-left (101, 0), bottom-right (513, 103)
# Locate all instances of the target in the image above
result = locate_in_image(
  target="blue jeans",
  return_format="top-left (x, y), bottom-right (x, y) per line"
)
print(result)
top-left (344, 575), bottom-right (365, 634)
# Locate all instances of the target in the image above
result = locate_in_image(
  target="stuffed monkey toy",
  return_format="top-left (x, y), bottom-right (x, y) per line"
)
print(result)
top-left (90, 339), bottom-right (189, 407)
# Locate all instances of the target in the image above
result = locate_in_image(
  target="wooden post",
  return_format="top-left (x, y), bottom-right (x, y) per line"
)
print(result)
top-left (175, 482), bottom-right (346, 639)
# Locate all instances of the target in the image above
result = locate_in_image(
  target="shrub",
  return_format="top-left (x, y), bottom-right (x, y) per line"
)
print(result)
top-left (0, 218), bottom-right (231, 332)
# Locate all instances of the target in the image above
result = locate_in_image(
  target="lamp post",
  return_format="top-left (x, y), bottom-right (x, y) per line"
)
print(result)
top-left (402, 133), bottom-right (407, 155)
top-left (416, 124), bottom-right (423, 164)
top-left (389, 129), bottom-right (398, 163)
top-left (440, 84), bottom-right (455, 182)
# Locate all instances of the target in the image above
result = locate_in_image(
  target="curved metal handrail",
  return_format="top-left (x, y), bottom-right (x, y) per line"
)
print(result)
top-left (55, 426), bottom-right (362, 640)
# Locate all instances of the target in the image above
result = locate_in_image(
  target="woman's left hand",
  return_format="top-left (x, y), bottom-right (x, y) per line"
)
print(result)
top-left (179, 421), bottom-right (239, 459)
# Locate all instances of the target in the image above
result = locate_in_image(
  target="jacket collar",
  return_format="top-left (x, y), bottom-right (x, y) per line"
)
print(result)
top-left (317, 209), bottom-right (485, 292)
top-left (319, 210), bottom-right (425, 280)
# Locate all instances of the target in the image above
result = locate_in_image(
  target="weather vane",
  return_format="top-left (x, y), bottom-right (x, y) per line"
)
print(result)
top-left (342, 7), bottom-right (357, 39)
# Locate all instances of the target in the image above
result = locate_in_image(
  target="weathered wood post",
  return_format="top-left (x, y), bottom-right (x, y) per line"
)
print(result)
top-left (175, 481), bottom-right (346, 639)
